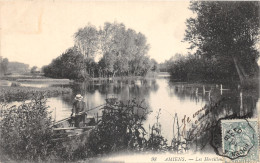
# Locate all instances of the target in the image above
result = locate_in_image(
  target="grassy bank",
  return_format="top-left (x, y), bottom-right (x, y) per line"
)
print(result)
top-left (0, 74), bottom-right (72, 83)
top-left (0, 86), bottom-right (72, 102)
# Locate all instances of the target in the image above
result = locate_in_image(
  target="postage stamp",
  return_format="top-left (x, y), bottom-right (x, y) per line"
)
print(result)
top-left (221, 119), bottom-right (259, 162)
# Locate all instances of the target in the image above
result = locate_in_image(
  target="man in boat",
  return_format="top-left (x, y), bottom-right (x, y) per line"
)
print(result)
top-left (71, 94), bottom-right (87, 127)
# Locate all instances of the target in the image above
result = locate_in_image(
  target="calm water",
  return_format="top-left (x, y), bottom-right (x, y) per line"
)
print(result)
top-left (16, 77), bottom-right (258, 145)
top-left (6, 77), bottom-right (258, 148)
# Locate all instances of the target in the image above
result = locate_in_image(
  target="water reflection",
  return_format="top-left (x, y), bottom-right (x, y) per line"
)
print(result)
top-left (37, 78), bottom-right (259, 153)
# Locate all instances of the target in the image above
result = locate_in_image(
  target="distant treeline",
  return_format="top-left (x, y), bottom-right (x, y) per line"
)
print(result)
top-left (0, 57), bottom-right (30, 76)
top-left (43, 22), bottom-right (159, 80)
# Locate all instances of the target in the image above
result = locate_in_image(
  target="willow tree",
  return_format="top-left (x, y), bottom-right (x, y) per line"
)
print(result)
top-left (74, 24), bottom-right (100, 59)
top-left (100, 22), bottom-right (150, 77)
top-left (184, 1), bottom-right (260, 85)
top-left (73, 22), bottom-right (150, 78)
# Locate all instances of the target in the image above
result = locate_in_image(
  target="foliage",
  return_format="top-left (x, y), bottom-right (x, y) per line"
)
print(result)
top-left (184, 1), bottom-right (260, 84)
top-left (0, 94), bottom-right (55, 161)
top-left (43, 47), bottom-right (88, 81)
top-left (100, 22), bottom-right (151, 77)
top-left (43, 22), bottom-right (153, 80)
top-left (146, 109), bottom-right (168, 151)
top-left (30, 66), bottom-right (38, 74)
top-left (87, 98), bottom-right (150, 155)
top-left (74, 24), bottom-right (100, 58)
top-left (0, 57), bottom-right (9, 76)
top-left (168, 54), bottom-right (238, 82)
top-left (0, 86), bottom-right (72, 102)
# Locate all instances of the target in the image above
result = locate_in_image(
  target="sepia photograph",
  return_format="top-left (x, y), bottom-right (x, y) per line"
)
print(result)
top-left (0, 0), bottom-right (259, 162)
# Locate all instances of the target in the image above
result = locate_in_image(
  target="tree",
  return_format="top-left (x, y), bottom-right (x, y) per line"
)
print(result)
top-left (6, 62), bottom-right (29, 74)
top-left (43, 47), bottom-right (87, 80)
top-left (0, 57), bottom-right (9, 75)
top-left (44, 22), bottom-right (151, 80)
top-left (150, 59), bottom-right (159, 73)
top-left (30, 66), bottom-right (38, 73)
top-left (74, 24), bottom-right (99, 59)
top-left (100, 22), bottom-right (150, 77)
top-left (184, 1), bottom-right (260, 84)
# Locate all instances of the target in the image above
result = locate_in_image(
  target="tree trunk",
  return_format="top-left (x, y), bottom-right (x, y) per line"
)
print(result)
top-left (113, 71), bottom-right (117, 78)
top-left (232, 55), bottom-right (248, 85)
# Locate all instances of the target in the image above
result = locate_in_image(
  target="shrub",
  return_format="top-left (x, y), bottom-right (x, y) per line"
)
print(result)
top-left (0, 93), bottom-right (55, 161)
top-left (10, 82), bottom-right (21, 87)
top-left (87, 99), bottom-right (151, 156)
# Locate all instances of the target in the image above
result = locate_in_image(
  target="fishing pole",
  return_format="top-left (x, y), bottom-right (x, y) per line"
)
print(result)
top-left (53, 103), bottom-right (106, 125)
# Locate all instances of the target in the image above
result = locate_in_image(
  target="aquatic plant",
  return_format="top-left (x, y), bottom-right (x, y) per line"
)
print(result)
top-left (0, 86), bottom-right (72, 102)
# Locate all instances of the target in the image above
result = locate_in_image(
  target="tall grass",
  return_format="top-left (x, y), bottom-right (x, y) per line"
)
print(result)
top-left (0, 86), bottom-right (72, 102)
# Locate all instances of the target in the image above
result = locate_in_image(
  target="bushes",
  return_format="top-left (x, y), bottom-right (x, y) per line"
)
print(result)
top-left (0, 94), bottom-right (55, 161)
top-left (0, 95), bottom-right (191, 162)
top-left (168, 55), bottom-right (239, 82)
top-left (87, 99), bottom-right (150, 155)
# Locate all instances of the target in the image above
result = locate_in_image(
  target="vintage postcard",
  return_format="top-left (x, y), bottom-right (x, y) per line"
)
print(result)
top-left (0, 0), bottom-right (259, 163)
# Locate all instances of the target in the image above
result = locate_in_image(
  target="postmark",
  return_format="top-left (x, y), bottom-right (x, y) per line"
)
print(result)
top-left (221, 119), bottom-right (259, 162)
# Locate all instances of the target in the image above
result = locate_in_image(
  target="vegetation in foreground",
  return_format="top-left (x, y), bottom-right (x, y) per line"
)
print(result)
top-left (0, 86), bottom-right (72, 102)
top-left (0, 95), bottom-right (55, 162)
top-left (0, 94), bottom-right (188, 162)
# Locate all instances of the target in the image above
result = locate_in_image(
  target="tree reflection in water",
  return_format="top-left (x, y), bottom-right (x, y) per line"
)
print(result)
top-left (169, 81), bottom-right (259, 154)
top-left (53, 79), bottom-right (258, 154)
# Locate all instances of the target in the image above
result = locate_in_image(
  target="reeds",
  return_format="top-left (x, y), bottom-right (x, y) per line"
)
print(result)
top-left (0, 86), bottom-right (72, 102)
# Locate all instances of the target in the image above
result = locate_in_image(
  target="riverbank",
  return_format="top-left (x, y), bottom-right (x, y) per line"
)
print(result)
top-left (0, 86), bottom-right (72, 102)
top-left (89, 72), bottom-right (170, 81)
top-left (0, 74), bottom-right (72, 83)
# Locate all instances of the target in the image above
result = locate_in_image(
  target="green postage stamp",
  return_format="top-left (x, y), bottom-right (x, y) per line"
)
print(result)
top-left (221, 119), bottom-right (259, 162)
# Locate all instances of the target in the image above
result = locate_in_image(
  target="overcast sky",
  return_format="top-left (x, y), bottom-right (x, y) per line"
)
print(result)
top-left (1, 0), bottom-right (194, 68)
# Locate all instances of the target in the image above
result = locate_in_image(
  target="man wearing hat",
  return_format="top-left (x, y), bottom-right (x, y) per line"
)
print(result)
top-left (71, 94), bottom-right (87, 127)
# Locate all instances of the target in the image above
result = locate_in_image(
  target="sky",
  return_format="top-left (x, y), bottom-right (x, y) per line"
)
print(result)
top-left (0, 0), bottom-right (194, 68)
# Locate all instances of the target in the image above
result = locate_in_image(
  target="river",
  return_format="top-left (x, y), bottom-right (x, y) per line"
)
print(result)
top-left (9, 77), bottom-right (259, 152)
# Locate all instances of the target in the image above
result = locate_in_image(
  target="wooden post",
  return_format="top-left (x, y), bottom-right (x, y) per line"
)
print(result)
top-left (240, 91), bottom-right (243, 109)
top-left (54, 107), bottom-right (56, 123)
top-left (203, 85), bottom-right (205, 95)
top-left (220, 84), bottom-right (223, 95)
top-left (149, 124), bottom-right (150, 139)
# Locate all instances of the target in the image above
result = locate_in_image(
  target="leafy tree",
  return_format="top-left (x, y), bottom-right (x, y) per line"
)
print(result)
top-left (30, 66), bottom-right (38, 73)
top-left (100, 22), bottom-right (150, 77)
top-left (0, 57), bottom-right (9, 76)
top-left (184, 1), bottom-right (260, 84)
top-left (43, 47), bottom-right (87, 80)
top-left (74, 24), bottom-right (99, 58)
top-left (44, 22), bottom-right (152, 80)
top-left (150, 59), bottom-right (159, 72)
